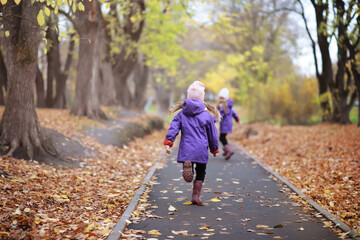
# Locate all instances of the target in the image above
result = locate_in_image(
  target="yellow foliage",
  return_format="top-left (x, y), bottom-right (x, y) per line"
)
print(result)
top-left (245, 77), bottom-right (320, 124)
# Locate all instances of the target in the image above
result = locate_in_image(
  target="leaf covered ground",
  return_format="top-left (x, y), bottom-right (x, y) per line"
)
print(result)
top-left (0, 108), bottom-right (165, 239)
top-left (230, 122), bottom-right (360, 234)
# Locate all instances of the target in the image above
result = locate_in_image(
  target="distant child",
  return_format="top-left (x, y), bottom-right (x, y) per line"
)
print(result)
top-left (164, 81), bottom-right (219, 205)
top-left (217, 88), bottom-right (240, 160)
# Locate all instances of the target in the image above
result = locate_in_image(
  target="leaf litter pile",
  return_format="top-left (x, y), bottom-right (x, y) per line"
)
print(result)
top-left (0, 108), bottom-right (165, 239)
top-left (231, 122), bottom-right (360, 234)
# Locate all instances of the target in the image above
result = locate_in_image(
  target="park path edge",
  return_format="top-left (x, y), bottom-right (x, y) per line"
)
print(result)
top-left (106, 152), bottom-right (166, 240)
top-left (230, 141), bottom-right (360, 240)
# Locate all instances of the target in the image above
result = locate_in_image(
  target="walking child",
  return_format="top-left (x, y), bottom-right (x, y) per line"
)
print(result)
top-left (218, 88), bottom-right (240, 160)
top-left (164, 81), bottom-right (219, 205)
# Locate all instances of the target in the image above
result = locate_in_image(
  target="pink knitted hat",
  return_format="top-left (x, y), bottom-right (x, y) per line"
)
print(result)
top-left (187, 81), bottom-right (205, 101)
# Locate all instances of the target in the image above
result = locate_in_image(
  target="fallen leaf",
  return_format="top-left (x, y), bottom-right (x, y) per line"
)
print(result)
top-left (198, 225), bottom-right (210, 230)
top-left (148, 229), bottom-right (162, 236)
top-left (184, 201), bottom-right (192, 205)
top-left (86, 222), bottom-right (95, 232)
top-left (13, 208), bottom-right (21, 215)
top-left (210, 198), bottom-right (221, 202)
top-left (297, 227), bottom-right (304, 231)
top-left (171, 230), bottom-right (188, 235)
top-left (273, 224), bottom-right (284, 228)
top-left (256, 225), bottom-right (270, 229)
top-left (168, 205), bottom-right (177, 211)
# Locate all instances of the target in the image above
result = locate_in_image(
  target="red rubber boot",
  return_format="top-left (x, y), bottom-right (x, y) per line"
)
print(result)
top-left (182, 161), bottom-right (194, 182)
top-left (191, 180), bottom-right (204, 206)
top-left (224, 145), bottom-right (234, 160)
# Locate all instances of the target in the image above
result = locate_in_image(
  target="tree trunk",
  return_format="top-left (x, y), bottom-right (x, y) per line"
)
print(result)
top-left (334, 0), bottom-right (349, 124)
top-left (0, 51), bottom-right (8, 105)
top-left (99, 61), bottom-right (117, 106)
top-left (311, 1), bottom-right (333, 121)
top-left (71, 0), bottom-right (106, 119)
top-left (46, 30), bottom-right (55, 107)
top-left (35, 67), bottom-right (46, 108)
top-left (153, 71), bottom-right (171, 116)
top-left (45, 15), bottom-right (74, 109)
top-left (98, 15), bottom-right (116, 106)
top-left (131, 57), bottom-right (149, 110)
top-left (1, 1), bottom-right (57, 159)
top-left (113, 52), bottom-right (137, 108)
top-left (112, 0), bottom-right (145, 108)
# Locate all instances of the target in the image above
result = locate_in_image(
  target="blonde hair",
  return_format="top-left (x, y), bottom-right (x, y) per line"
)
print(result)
top-left (169, 101), bottom-right (220, 120)
top-left (217, 99), bottom-right (228, 114)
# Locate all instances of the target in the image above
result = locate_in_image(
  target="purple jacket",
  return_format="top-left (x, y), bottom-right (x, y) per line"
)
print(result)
top-left (219, 99), bottom-right (239, 134)
top-left (165, 99), bottom-right (219, 164)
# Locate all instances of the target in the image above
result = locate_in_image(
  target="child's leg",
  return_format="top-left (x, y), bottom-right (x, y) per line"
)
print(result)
top-left (222, 133), bottom-right (234, 160)
top-left (195, 163), bottom-right (207, 181)
top-left (192, 163), bottom-right (206, 205)
top-left (220, 133), bottom-right (228, 156)
top-left (219, 133), bottom-right (228, 146)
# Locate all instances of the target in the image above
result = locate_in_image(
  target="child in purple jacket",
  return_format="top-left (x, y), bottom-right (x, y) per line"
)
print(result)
top-left (164, 81), bottom-right (219, 205)
top-left (218, 88), bottom-right (240, 160)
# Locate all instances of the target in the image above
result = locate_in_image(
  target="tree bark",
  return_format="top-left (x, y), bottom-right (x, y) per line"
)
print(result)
top-left (334, 0), bottom-right (356, 124)
top-left (71, 0), bottom-right (106, 119)
top-left (0, 51), bottom-right (8, 105)
top-left (45, 15), bottom-right (74, 109)
top-left (131, 57), bottom-right (149, 110)
top-left (35, 67), bottom-right (46, 108)
top-left (1, 1), bottom-right (57, 159)
top-left (98, 9), bottom-right (117, 106)
top-left (312, 1), bottom-right (334, 121)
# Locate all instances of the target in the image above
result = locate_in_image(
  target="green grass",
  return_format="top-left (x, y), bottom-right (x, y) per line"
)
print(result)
top-left (350, 106), bottom-right (358, 124)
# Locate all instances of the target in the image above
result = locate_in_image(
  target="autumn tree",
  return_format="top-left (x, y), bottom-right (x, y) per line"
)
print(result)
top-left (70, 0), bottom-right (106, 119)
top-left (296, 0), bottom-right (359, 124)
top-left (109, 0), bottom-right (146, 108)
top-left (0, 0), bottom-right (57, 159)
top-left (138, 0), bottom-right (199, 115)
top-left (42, 14), bottom-right (75, 109)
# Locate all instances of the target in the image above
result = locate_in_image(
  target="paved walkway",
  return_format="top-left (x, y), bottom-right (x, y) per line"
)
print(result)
top-left (125, 146), bottom-right (340, 240)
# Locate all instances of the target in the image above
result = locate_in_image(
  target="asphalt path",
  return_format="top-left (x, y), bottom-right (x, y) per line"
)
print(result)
top-left (125, 146), bottom-right (340, 240)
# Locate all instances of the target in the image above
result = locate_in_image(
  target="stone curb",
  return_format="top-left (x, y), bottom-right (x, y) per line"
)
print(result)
top-left (231, 142), bottom-right (360, 240)
top-left (107, 153), bottom-right (165, 240)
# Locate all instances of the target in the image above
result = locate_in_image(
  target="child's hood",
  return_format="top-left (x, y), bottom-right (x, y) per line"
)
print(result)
top-left (182, 99), bottom-right (206, 116)
top-left (227, 99), bottom-right (234, 108)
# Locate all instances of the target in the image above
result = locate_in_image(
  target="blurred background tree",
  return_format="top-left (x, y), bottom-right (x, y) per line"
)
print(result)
top-left (0, 0), bottom-right (358, 142)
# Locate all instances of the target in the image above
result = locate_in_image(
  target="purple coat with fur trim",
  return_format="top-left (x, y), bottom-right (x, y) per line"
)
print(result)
top-left (165, 99), bottom-right (219, 164)
top-left (219, 99), bottom-right (239, 134)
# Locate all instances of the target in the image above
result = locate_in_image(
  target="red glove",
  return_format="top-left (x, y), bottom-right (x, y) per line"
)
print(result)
top-left (236, 118), bottom-right (240, 123)
top-left (163, 139), bottom-right (173, 147)
top-left (211, 148), bottom-right (219, 156)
